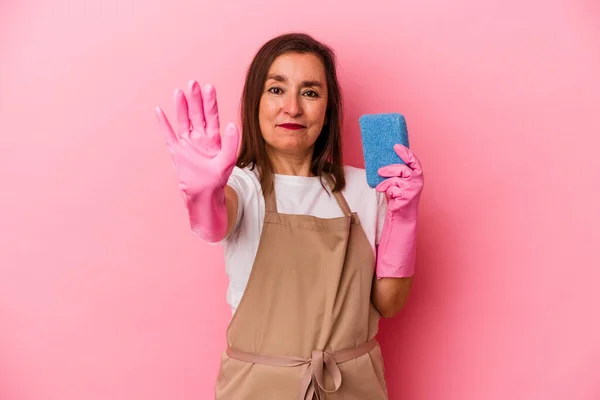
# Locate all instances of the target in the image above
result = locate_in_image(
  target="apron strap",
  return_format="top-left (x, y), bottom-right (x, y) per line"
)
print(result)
top-left (324, 174), bottom-right (353, 217)
top-left (226, 339), bottom-right (377, 400)
top-left (264, 186), bottom-right (278, 213)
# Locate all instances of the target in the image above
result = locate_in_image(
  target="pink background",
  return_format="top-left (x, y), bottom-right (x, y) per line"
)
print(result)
top-left (1, 0), bottom-right (599, 399)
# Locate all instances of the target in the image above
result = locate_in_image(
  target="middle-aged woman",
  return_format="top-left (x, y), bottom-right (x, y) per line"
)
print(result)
top-left (155, 32), bottom-right (424, 399)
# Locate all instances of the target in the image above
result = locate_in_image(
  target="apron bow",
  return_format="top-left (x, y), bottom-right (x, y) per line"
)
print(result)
top-left (226, 339), bottom-right (377, 400)
top-left (299, 350), bottom-right (343, 400)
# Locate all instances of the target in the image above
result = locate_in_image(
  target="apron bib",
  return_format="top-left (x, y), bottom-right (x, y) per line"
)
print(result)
top-left (215, 175), bottom-right (388, 399)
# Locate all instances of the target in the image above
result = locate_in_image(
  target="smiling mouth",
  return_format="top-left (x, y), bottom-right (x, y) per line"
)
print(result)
top-left (278, 123), bottom-right (306, 130)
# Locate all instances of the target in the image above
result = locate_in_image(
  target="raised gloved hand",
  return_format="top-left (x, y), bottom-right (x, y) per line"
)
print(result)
top-left (155, 80), bottom-right (240, 242)
top-left (375, 144), bottom-right (424, 278)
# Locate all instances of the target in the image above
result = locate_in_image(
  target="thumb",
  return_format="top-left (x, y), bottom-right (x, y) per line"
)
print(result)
top-left (218, 122), bottom-right (240, 168)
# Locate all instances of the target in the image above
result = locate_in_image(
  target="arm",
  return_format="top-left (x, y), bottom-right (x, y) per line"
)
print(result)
top-left (224, 185), bottom-right (240, 238)
top-left (371, 266), bottom-right (414, 318)
top-left (370, 144), bottom-right (424, 318)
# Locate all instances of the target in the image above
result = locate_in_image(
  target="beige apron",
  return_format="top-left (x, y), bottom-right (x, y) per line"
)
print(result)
top-left (215, 175), bottom-right (388, 399)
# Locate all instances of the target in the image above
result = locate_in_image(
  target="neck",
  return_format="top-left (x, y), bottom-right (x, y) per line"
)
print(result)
top-left (267, 146), bottom-right (315, 176)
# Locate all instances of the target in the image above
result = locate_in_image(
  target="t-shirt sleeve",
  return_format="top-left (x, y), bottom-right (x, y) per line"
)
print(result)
top-left (375, 190), bottom-right (388, 246)
top-left (219, 166), bottom-right (248, 242)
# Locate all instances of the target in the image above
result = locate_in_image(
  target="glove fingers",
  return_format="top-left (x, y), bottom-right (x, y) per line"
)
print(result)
top-left (378, 163), bottom-right (412, 178)
top-left (203, 84), bottom-right (221, 142)
top-left (174, 89), bottom-right (191, 139)
top-left (187, 80), bottom-right (206, 137)
top-left (217, 122), bottom-right (240, 171)
top-left (387, 186), bottom-right (405, 199)
top-left (394, 144), bottom-right (423, 175)
top-left (154, 106), bottom-right (177, 146)
top-left (376, 176), bottom-right (404, 192)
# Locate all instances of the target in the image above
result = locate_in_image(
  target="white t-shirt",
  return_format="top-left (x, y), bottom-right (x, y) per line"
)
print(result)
top-left (218, 165), bottom-right (388, 315)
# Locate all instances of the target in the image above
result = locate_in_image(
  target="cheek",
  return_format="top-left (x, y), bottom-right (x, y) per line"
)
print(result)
top-left (308, 103), bottom-right (327, 129)
top-left (259, 97), bottom-right (280, 120)
top-left (258, 100), bottom-right (278, 142)
top-left (308, 101), bottom-right (327, 122)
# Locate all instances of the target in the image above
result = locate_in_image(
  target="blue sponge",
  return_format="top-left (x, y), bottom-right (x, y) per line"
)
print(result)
top-left (359, 112), bottom-right (410, 188)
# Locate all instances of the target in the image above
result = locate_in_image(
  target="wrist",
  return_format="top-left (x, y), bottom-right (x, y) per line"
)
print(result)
top-left (184, 185), bottom-right (228, 242)
top-left (375, 212), bottom-right (417, 279)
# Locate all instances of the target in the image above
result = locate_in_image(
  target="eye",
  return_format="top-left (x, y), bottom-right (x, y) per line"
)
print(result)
top-left (268, 87), bottom-right (283, 95)
top-left (303, 90), bottom-right (319, 98)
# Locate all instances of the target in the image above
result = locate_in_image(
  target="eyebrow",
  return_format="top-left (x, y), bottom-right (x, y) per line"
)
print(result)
top-left (266, 74), bottom-right (323, 88)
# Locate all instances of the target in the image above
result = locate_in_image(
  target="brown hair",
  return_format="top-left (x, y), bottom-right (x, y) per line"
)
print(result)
top-left (236, 32), bottom-right (345, 195)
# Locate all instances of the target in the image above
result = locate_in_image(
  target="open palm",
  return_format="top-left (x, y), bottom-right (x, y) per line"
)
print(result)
top-left (155, 81), bottom-right (239, 196)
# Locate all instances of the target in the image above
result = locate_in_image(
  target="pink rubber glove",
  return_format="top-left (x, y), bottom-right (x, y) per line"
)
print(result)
top-left (375, 144), bottom-right (424, 278)
top-left (155, 80), bottom-right (240, 242)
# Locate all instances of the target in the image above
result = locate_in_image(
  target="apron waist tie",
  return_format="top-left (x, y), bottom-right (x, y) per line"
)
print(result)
top-left (226, 338), bottom-right (377, 400)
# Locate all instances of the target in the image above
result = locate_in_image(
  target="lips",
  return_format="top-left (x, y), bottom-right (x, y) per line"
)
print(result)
top-left (278, 123), bottom-right (306, 130)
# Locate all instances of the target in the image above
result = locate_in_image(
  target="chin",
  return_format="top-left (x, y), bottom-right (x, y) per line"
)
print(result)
top-left (270, 139), bottom-right (312, 154)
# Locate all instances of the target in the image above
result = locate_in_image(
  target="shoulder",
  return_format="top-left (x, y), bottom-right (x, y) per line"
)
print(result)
top-left (340, 165), bottom-right (375, 201)
top-left (341, 165), bottom-right (371, 191)
top-left (228, 166), bottom-right (260, 189)
top-left (343, 164), bottom-right (366, 179)
top-left (227, 166), bottom-right (263, 205)
top-left (230, 165), bottom-right (260, 182)
top-left (341, 164), bottom-right (386, 208)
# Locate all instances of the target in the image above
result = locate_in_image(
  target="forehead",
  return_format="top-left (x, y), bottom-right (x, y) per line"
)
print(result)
top-left (267, 52), bottom-right (326, 82)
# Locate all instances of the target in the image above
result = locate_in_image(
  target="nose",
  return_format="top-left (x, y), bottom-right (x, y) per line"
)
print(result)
top-left (282, 92), bottom-right (303, 117)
